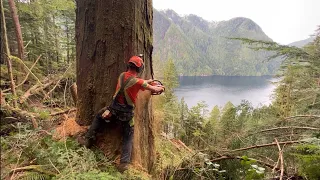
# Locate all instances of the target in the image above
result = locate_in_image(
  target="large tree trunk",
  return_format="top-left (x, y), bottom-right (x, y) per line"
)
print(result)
top-left (75, 0), bottom-right (154, 172)
top-left (7, 0), bottom-right (24, 60)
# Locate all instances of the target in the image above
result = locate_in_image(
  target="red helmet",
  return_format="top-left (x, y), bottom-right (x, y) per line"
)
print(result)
top-left (128, 56), bottom-right (144, 68)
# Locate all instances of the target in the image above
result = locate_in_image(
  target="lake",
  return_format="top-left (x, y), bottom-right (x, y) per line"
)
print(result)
top-left (174, 76), bottom-right (277, 109)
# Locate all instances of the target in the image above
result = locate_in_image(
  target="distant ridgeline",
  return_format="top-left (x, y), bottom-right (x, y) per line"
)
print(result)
top-left (153, 9), bottom-right (281, 76)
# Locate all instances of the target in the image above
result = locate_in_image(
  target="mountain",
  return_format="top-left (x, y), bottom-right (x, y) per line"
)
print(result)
top-left (288, 37), bottom-right (315, 48)
top-left (153, 9), bottom-right (278, 76)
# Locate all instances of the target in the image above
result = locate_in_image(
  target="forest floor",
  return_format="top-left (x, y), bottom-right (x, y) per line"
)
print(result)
top-left (1, 102), bottom-right (192, 180)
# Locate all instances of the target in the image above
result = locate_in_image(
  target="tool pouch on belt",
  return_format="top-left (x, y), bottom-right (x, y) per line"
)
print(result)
top-left (111, 109), bottom-right (133, 122)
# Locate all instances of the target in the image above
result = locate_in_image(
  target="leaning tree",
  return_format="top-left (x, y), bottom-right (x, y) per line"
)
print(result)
top-left (75, 0), bottom-right (155, 172)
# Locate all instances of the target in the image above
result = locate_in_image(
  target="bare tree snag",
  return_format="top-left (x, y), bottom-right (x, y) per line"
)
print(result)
top-left (7, 0), bottom-right (24, 60)
top-left (70, 83), bottom-right (77, 106)
top-left (1, 0), bottom-right (17, 107)
top-left (75, 0), bottom-right (154, 172)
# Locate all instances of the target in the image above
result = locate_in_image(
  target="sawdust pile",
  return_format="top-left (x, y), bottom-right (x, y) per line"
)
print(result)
top-left (53, 114), bottom-right (88, 140)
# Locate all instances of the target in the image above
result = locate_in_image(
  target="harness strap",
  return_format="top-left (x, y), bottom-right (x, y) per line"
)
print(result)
top-left (114, 73), bottom-right (135, 106)
top-left (119, 75), bottom-right (135, 95)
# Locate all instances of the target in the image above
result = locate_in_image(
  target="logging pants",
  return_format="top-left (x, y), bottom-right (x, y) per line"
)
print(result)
top-left (85, 107), bottom-right (134, 164)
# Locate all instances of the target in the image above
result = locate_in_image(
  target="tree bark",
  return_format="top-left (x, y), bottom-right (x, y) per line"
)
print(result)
top-left (7, 0), bottom-right (24, 60)
top-left (1, 0), bottom-right (17, 107)
top-left (75, 0), bottom-right (154, 172)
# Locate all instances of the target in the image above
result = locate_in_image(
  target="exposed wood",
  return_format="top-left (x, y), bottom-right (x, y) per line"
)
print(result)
top-left (275, 138), bottom-right (284, 180)
top-left (8, 0), bottom-right (24, 60)
top-left (1, 0), bottom-right (17, 107)
top-left (70, 83), bottom-right (77, 106)
top-left (63, 80), bottom-right (68, 107)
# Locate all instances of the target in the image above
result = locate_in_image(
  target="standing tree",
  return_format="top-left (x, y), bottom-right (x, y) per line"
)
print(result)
top-left (75, 0), bottom-right (155, 172)
top-left (1, 0), bottom-right (17, 107)
top-left (7, 0), bottom-right (24, 60)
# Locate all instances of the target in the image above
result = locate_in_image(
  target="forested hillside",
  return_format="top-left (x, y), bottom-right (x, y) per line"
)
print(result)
top-left (153, 9), bottom-right (280, 76)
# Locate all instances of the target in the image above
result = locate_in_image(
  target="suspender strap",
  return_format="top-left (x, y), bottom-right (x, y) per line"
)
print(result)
top-left (119, 75), bottom-right (135, 95)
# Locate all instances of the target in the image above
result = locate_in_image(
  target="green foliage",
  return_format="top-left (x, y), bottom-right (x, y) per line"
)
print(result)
top-left (0, 124), bottom-right (123, 179)
top-left (3, 0), bottom-right (76, 78)
top-left (293, 143), bottom-right (320, 179)
top-left (220, 101), bottom-right (236, 137)
top-left (38, 110), bottom-right (50, 120)
top-left (240, 156), bottom-right (265, 180)
top-left (156, 59), bottom-right (181, 136)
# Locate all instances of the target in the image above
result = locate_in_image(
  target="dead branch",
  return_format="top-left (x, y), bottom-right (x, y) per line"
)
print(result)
top-left (177, 156), bottom-right (280, 172)
top-left (260, 126), bottom-right (320, 133)
top-left (43, 65), bottom-right (71, 100)
top-left (10, 56), bottom-right (43, 85)
top-left (284, 115), bottom-right (320, 120)
top-left (223, 140), bottom-right (302, 154)
top-left (19, 81), bottom-right (53, 104)
top-left (275, 138), bottom-right (284, 180)
top-left (176, 139), bottom-right (193, 153)
top-left (15, 55), bottom-right (42, 88)
top-left (50, 108), bottom-right (77, 116)
top-left (43, 79), bottom-right (62, 100)
top-left (10, 165), bottom-right (57, 176)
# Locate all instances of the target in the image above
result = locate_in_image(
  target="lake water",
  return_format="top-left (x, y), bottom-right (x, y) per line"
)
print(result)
top-left (174, 76), bottom-right (277, 109)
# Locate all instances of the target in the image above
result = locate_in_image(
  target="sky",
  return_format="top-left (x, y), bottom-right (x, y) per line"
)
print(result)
top-left (153, 0), bottom-right (320, 44)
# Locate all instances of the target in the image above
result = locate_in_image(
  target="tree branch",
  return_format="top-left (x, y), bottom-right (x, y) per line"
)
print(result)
top-left (43, 65), bottom-right (71, 100)
top-left (3, 55), bottom-right (42, 93)
top-left (223, 140), bottom-right (302, 154)
top-left (274, 138), bottom-right (284, 180)
top-left (10, 56), bottom-right (43, 86)
top-left (260, 126), bottom-right (320, 133)
top-left (284, 115), bottom-right (320, 120)
top-left (50, 108), bottom-right (77, 116)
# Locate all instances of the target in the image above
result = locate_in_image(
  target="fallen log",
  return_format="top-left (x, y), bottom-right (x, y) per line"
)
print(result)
top-left (1, 100), bottom-right (38, 129)
top-left (50, 108), bottom-right (77, 116)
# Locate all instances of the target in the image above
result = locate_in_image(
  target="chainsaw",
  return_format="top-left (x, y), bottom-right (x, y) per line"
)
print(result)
top-left (149, 79), bottom-right (165, 95)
